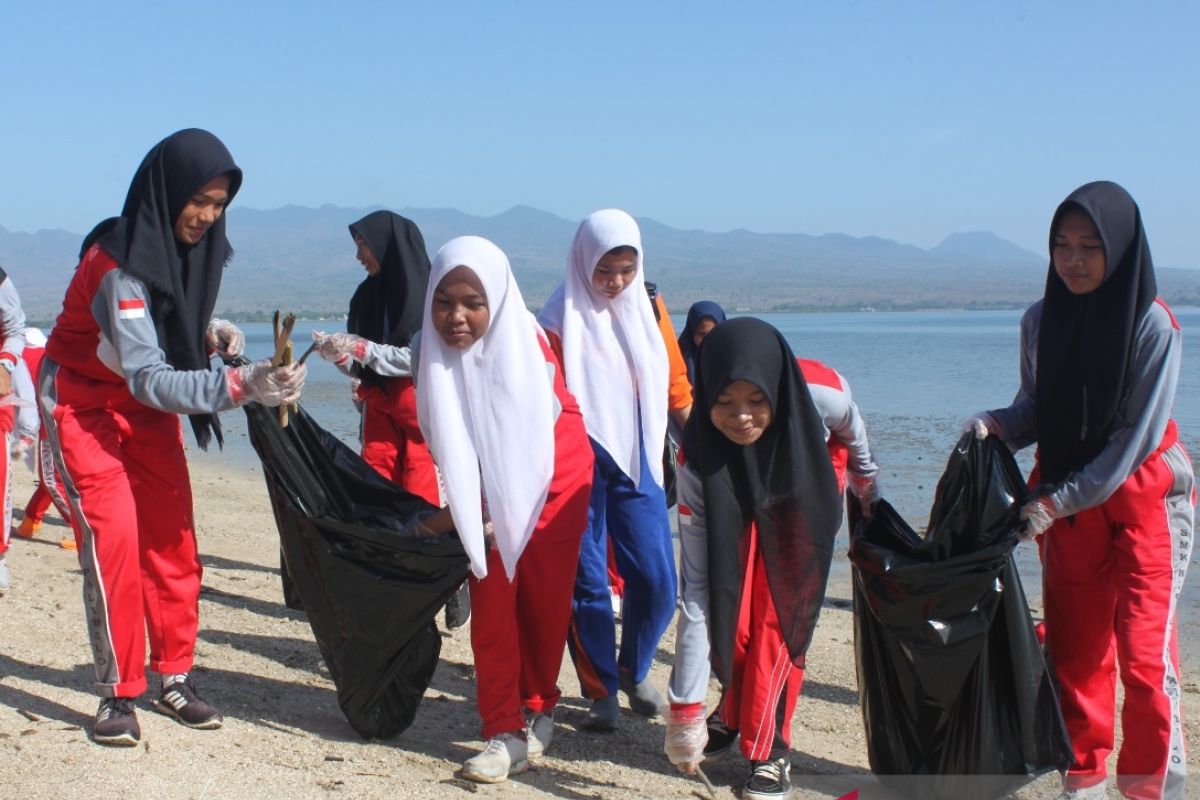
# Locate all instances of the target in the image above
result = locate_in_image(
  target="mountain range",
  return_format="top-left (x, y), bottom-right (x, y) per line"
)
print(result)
top-left (3, 204), bottom-right (1199, 323)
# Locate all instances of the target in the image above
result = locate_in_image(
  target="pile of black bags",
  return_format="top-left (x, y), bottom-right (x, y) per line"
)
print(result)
top-left (849, 433), bottom-right (1072, 799)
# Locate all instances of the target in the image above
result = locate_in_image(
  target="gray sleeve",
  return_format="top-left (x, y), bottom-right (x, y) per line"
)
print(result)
top-left (815, 372), bottom-right (878, 478)
top-left (1050, 304), bottom-right (1180, 516)
top-left (0, 279), bottom-right (27, 362)
top-left (987, 303), bottom-right (1039, 450)
top-left (668, 462), bottom-right (713, 705)
top-left (361, 341), bottom-right (413, 377)
top-left (92, 270), bottom-right (237, 415)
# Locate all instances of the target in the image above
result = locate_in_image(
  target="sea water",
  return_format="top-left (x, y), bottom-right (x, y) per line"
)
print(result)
top-left (193, 309), bottom-right (1200, 664)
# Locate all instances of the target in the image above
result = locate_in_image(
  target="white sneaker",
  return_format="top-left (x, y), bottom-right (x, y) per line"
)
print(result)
top-left (461, 732), bottom-right (529, 783)
top-left (526, 711), bottom-right (554, 760)
top-left (1057, 780), bottom-right (1107, 799)
top-left (0, 556), bottom-right (10, 593)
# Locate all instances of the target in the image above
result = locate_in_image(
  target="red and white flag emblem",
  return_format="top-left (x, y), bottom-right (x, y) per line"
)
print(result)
top-left (118, 299), bottom-right (146, 320)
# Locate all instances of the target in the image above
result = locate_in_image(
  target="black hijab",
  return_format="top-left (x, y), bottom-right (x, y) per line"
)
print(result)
top-left (1036, 181), bottom-right (1157, 485)
top-left (346, 211), bottom-right (431, 390)
top-left (81, 128), bottom-right (242, 450)
top-left (682, 317), bottom-right (841, 684)
top-left (678, 300), bottom-right (727, 384)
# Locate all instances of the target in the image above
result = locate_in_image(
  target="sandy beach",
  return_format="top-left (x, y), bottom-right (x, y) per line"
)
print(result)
top-left (0, 456), bottom-right (1195, 800)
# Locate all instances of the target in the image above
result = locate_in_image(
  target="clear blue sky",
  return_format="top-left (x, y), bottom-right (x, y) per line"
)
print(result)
top-left (2, 1), bottom-right (1196, 267)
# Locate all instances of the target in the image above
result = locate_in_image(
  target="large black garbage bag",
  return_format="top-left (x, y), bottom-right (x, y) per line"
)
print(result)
top-left (244, 402), bottom-right (470, 739)
top-left (848, 433), bottom-right (1072, 800)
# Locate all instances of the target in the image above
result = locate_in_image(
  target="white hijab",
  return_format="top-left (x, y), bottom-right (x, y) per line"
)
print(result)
top-left (537, 209), bottom-right (668, 487)
top-left (417, 236), bottom-right (555, 580)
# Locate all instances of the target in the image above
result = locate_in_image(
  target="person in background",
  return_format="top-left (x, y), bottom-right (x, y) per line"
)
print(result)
top-left (39, 129), bottom-right (305, 747)
top-left (411, 236), bottom-right (593, 783)
top-left (664, 317), bottom-right (848, 800)
top-left (0, 271), bottom-right (26, 592)
top-left (311, 210), bottom-right (469, 630)
top-left (677, 300), bottom-right (727, 384)
top-left (538, 209), bottom-right (685, 731)
top-left (967, 181), bottom-right (1193, 800)
top-left (12, 327), bottom-right (76, 550)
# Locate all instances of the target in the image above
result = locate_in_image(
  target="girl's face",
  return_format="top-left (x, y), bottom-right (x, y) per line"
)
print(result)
top-left (1052, 209), bottom-right (1106, 295)
top-left (692, 317), bottom-right (718, 349)
top-left (173, 174), bottom-right (231, 245)
top-left (591, 248), bottom-right (639, 299)
top-left (710, 379), bottom-right (773, 445)
top-left (355, 236), bottom-right (381, 276)
top-left (432, 266), bottom-right (490, 349)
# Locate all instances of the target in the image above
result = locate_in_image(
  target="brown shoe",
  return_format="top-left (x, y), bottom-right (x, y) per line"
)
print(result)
top-left (94, 697), bottom-right (140, 746)
top-left (153, 676), bottom-right (222, 729)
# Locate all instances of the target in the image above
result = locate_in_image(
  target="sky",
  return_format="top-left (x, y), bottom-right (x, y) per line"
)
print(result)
top-left (2, 1), bottom-right (1197, 268)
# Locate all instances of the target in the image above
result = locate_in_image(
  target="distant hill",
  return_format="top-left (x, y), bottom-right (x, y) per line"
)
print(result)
top-left (4, 207), bottom-right (1199, 322)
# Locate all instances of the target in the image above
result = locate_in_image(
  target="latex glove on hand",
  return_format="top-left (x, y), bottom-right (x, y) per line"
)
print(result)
top-left (399, 510), bottom-right (443, 539)
top-left (206, 318), bottom-right (245, 359)
top-left (963, 412), bottom-right (1000, 441)
top-left (664, 704), bottom-right (707, 775)
top-left (312, 331), bottom-right (368, 366)
top-left (849, 472), bottom-right (882, 519)
top-left (1019, 497), bottom-right (1056, 541)
top-left (227, 360), bottom-right (306, 407)
top-left (10, 435), bottom-right (35, 473)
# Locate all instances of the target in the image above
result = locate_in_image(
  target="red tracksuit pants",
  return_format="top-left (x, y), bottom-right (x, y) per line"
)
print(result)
top-left (468, 436), bottom-right (593, 740)
top-left (43, 364), bottom-right (201, 698)
top-left (1040, 423), bottom-right (1194, 800)
top-left (24, 431), bottom-right (74, 528)
top-left (718, 520), bottom-right (806, 762)
top-left (0, 413), bottom-right (12, 555)
top-left (359, 378), bottom-right (440, 505)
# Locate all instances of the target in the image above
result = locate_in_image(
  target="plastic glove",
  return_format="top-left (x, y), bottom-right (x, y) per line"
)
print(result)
top-left (226, 361), bottom-right (306, 407)
top-left (963, 412), bottom-right (1000, 440)
top-left (1019, 496), bottom-right (1056, 541)
top-left (206, 318), bottom-right (245, 359)
top-left (848, 472), bottom-right (881, 518)
top-left (312, 331), bottom-right (368, 366)
top-left (664, 704), bottom-right (708, 775)
top-left (10, 435), bottom-right (35, 473)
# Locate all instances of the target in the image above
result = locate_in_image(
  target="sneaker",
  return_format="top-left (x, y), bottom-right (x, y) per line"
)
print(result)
top-left (526, 711), bottom-right (554, 760)
top-left (703, 714), bottom-right (738, 761)
top-left (744, 757), bottom-right (792, 800)
top-left (0, 556), bottom-right (10, 593)
top-left (1057, 780), bottom-right (1108, 799)
top-left (153, 675), bottom-right (223, 729)
top-left (581, 695), bottom-right (619, 731)
top-left (444, 582), bottom-right (471, 630)
top-left (15, 517), bottom-right (40, 539)
top-left (94, 697), bottom-right (140, 746)
top-left (618, 671), bottom-right (664, 717)
top-left (461, 732), bottom-right (529, 783)
top-left (60, 536), bottom-right (77, 551)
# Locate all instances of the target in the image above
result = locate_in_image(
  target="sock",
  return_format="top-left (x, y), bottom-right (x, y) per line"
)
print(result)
top-left (162, 672), bottom-right (188, 690)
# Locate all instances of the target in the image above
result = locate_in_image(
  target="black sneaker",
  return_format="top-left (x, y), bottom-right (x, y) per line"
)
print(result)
top-left (94, 697), bottom-right (140, 746)
top-left (444, 581), bottom-right (471, 630)
top-left (702, 714), bottom-right (738, 761)
top-left (153, 676), bottom-right (223, 729)
top-left (744, 757), bottom-right (792, 800)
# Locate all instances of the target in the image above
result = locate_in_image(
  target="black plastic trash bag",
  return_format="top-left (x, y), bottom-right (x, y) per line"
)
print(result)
top-left (848, 433), bottom-right (1072, 800)
top-left (244, 402), bottom-right (470, 739)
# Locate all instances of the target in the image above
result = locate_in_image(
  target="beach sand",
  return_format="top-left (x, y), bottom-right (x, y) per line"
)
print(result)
top-left (0, 458), bottom-right (1195, 800)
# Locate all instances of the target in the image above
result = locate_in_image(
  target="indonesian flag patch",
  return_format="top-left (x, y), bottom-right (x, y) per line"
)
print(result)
top-left (118, 299), bottom-right (146, 320)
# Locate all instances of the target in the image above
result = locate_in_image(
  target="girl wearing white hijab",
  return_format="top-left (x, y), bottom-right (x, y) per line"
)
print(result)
top-left (415, 236), bottom-right (593, 783)
top-left (537, 209), bottom-right (677, 731)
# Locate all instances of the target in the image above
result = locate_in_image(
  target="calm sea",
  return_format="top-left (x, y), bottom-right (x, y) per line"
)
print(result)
top-left (192, 309), bottom-right (1200, 662)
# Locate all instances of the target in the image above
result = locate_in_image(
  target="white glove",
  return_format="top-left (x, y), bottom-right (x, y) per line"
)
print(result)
top-left (11, 435), bottom-right (35, 473)
top-left (1019, 497), bottom-right (1056, 541)
top-left (206, 318), bottom-right (245, 359)
top-left (226, 360), bottom-right (306, 407)
top-left (849, 472), bottom-right (882, 519)
top-left (312, 331), bottom-right (368, 365)
top-left (664, 704), bottom-right (707, 775)
top-left (963, 412), bottom-right (1000, 440)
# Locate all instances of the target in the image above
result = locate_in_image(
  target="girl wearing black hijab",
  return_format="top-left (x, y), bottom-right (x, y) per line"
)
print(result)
top-left (664, 317), bottom-right (843, 800)
top-left (677, 300), bottom-right (727, 384)
top-left (41, 129), bottom-right (305, 748)
top-left (969, 181), bottom-right (1193, 800)
top-left (312, 211), bottom-right (439, 505)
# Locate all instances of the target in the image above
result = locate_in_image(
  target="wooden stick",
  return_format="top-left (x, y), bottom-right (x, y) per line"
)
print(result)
top-left (280, 340), bottom-right (293, 428)
top-left (272, 313), bottom-right (295, 367)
